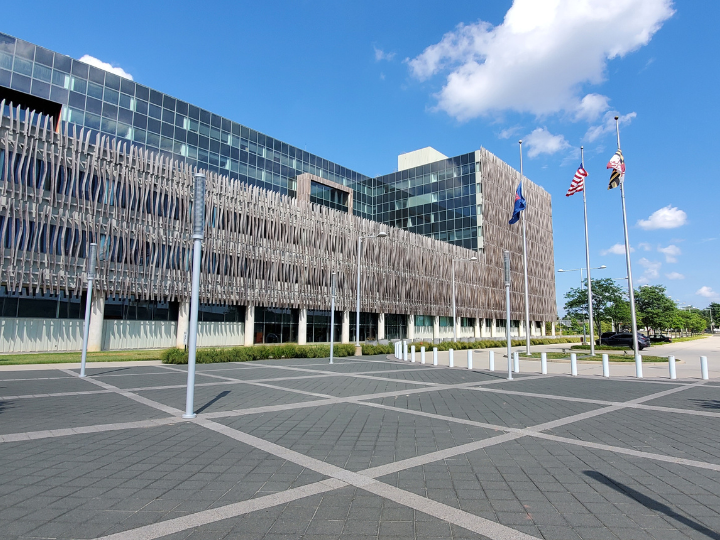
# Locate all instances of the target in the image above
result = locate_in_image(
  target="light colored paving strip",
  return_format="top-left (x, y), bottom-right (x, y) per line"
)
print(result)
top-left (58, 369), bottom-right (183, 416)
top-left (0, 389), bottom-right (111, 400)
top-left (95, 478), bottom-right (347, 540)
top-left (0, 417), bottom-right (182, 443)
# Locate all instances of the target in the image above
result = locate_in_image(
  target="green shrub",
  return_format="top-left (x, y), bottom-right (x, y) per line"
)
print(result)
top-left (361, 344), bottom-right (394, 355)
top-left (161, 342), bottom-right (357, 364)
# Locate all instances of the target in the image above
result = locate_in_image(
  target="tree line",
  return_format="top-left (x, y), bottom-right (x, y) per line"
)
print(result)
top-left (563, 279), bottom-right (717, 335)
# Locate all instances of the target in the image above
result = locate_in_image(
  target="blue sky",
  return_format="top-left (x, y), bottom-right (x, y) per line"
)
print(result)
top-left (6, 0), bottom-right (718, 312)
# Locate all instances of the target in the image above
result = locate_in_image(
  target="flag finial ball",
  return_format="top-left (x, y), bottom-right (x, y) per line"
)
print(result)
top-left (581, 146), bottom-right (584, 150)
top-left (518, 139), bottom-right (522, 144)
top-left (614, 115), bottom-right (619, 120)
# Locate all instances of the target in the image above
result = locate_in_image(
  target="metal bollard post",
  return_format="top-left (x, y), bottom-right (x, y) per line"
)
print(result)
top-left (421, 346), bottom-right (426, 364)
top-left (403, 341), bottom-right (408, 362)
top-left (411, 345), bottom-right (416, 363)
top-left (602, 354), bottom-right (610, 378)
top-left (668, 355), bottom-right (676, 380)
top-left (467, 349), bottom-right (473, 370)
top-left (701, 356), bottom-right (709, 380)
top-left (395, 342), bottom-right (398, 359)
top-left (449, 349), bottom-right (454, 368)
top-left (635, 354), bottom-right (643, 378)
top-left (433, 347), bottom-right (438, 366)
top-left (570, 353), bottom-right (578, 376)
top-left (513, 351), bottom-right (519, 373)
top-left (488, 350), bottom-right (495, 371)
top-left (541, 352), bottom-right (547, 375)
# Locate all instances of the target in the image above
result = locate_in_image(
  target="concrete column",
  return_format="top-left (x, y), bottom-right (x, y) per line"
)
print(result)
top-left (473, 317), bottom-right (480, 339)
top-left (341, 310), bottom-right (350, 343)
top-left (298, 308), bottom-right (307, 345)
top-left (87, 294), bottom-right (105, 352)
top-left (541, 321), bottom-right (547, 337)
top-left (244, 304), bottom-right (255, 346)
top-left (455, 317), bottom-right (461, 340)
top-left (551, 321), bottom-right (556, 337)
top-left (491, 318), bottom-right (497, 338)
top-left (377, 313), bottom-right (385, 340)
top-left (407, 315), bottom-right (415, 341)
top-left (433, 316), bottom-right (440, 341)
top-left (519, 320), bottom-right (525, 337)
top-left (176, 300), bottom-right (190, 348)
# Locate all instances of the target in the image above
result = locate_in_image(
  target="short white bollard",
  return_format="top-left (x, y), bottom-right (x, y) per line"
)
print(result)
top-left (421, 346), bottom-right (426, 364)
top-left (403, 341), bottom-right (408, 362)
top-left (449, 349), bottom-right (454, 368)
top-left (570, 353), bottom-right (578, 376)
top-left (635, 354), bottom-right (643, 378)
top-left (411, 345), bottom-right (416, 363)
top-left (602, 354), bottom-right (610, 378)
top-left (467, 349), bottom-right (473, 370)
top-left (668, 355), bottom-right (676, 380)
top-left (488, 350), bottom-right (495, 371)
top-left (541, 352), bottom-right (547, 375)
top-left (513, 351), bottom-right (519, 373)
top-left (701, 356), bottom-right (709, 380)
top-left (433, 347), bottom-right (438, 366)
top-left (395, 342), bottom-right (400, 359)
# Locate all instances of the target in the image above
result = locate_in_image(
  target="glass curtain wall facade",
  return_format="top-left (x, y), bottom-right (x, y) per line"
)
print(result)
top-left (350, 313), bottom-right (378, 343)
top-left (373, 153), bottom-right (482, 251)
top-left (0, 287), bottom-right (83, 318)
top-left (0, 33), bottom-right (375, 220)
top-left (307, 310), bottom-right (343, 343)
top-left (254, 307), bottom-right (298, 344)
top-left (385, 314), bottom-right (407, 340)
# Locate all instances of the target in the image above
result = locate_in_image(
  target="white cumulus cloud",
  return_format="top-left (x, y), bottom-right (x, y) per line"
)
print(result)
top-left (637, 258), bottom-right (661, 283)
top-left (657, 244), bottom-right (681, 263)
top-left (523, 128), bottom-right (570, 158)
top-left (585, 111), bottom-right (637, 142)
top-left (696, 286), bottom-right (719, 299)
top-left (575, 93), bottom-right (611, 121)
top-left (665, 272), bottom-right (684, 280)
top-left (637, 206), bottom-right (687, 230)
top-left (637, 242), bottom-right (652, 251)
top-left (374, 47), bottom-right (396, 62)
top-left (600, 243), bottom-right (634, 256)
top-left (406, 0), bottom-right (674, 120)
top-left (79, 55), bottom-right (133, 80)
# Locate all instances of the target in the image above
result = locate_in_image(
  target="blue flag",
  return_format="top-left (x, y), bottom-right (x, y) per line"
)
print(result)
top-left (508, 184), bottom-right (526, 225)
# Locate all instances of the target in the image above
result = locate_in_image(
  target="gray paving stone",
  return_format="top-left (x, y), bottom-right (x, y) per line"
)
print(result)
top-left (545, 407), bottom-right (720, 465)
top-left (265, 374), bottom-right (433, 398)
top-left (368, 388), bottom-right (603, 428)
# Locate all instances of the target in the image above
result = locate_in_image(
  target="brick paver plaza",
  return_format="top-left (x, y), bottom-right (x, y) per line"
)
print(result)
top-left (1, 354), bottom-right (719, 540)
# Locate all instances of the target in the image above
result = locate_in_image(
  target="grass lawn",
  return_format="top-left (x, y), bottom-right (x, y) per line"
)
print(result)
top-left (0, 349), bottom-right (163, 366)
top-left (653, 335), bottom-right (709, 345)
top-left (527, 352), bottom-right (669, 362)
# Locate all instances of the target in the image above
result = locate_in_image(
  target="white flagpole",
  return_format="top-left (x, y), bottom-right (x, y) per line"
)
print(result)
top-left (581, 147), bottom-right (596, 356)
top-left (519, 140), bottom-right (531, 355)
top-left (615, 116), bottom-right (640, 357)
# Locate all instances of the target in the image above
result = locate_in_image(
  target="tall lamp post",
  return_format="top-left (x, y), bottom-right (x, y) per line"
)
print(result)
top-left (79, 242), bottom-right (98, 378)
top-left (183, 172), bottom-right (206, 419)
top-left (355, 231), bottom-right (387, 355)
top-left (558, 265), bottom-right (606, 354)
top-left (451, 255), bottom-right (478, 342)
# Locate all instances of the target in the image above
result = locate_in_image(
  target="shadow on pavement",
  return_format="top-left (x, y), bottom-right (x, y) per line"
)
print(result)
top-left (195, 390), bottom-right (230, 414)
top-left (584, 471), bottom-right (720, 539)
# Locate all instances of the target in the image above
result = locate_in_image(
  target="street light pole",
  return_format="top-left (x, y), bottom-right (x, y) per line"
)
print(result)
top-left (451, 255), bottom-right (478, 342)
top-left (79, 242), bottom-right (98, 378)
top-left (183, 172), bottom-right (206, 419)
top-left (329, 272), bottom-right (336, 365)
top-left (355, 231), bottom-right (387, 355)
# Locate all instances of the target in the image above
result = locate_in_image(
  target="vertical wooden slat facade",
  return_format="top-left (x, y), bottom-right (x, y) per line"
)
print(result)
top-left (0, 104), bottom-right (556, 321)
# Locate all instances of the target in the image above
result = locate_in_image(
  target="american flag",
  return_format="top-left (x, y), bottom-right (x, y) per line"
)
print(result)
top-left (566, 165), bottom-right (588, 197)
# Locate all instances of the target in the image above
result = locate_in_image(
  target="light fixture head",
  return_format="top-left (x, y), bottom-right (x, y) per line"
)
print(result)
top-left (599, 265), bottom-right (607, 269)
top-left (558, 269), bottom-right (564, 272)
top-left (376, 231), bottom-right (388, 238)
top-left (469, 256), bottom-right (478, 261)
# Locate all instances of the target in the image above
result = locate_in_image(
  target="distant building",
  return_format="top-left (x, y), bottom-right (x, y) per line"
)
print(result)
top-left (0, 33), bottom-right (556, 352)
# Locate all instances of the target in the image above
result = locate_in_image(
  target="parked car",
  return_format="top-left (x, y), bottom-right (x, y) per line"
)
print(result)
top-left (597, 332), bottom-right (651, 350)
top-left (649, 334), bottom-right (672, 343)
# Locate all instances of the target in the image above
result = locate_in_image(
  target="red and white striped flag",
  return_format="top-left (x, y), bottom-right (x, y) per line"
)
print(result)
top-left (566, 165), bottom-right (588, 197)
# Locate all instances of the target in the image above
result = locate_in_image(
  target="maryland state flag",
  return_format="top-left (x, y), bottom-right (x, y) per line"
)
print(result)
top-left (607, 149), bottom-right (625, 189)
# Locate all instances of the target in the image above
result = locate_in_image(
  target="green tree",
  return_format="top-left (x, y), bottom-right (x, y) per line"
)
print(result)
top-left (707, 302), bottom-right (720, 329)
top-left (563, 278), bottom-right (627, 336)
top-left (634, 285), bottom-right (677, 333)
